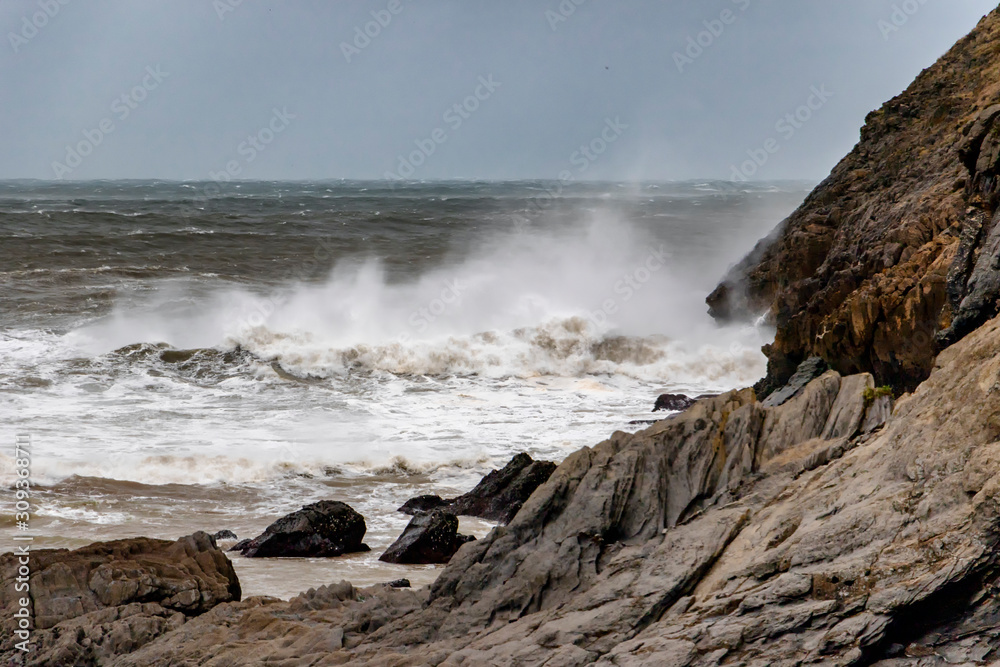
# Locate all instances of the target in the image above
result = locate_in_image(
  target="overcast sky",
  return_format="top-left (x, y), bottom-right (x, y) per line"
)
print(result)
top-left (1, 0), bottom-right (996, 181)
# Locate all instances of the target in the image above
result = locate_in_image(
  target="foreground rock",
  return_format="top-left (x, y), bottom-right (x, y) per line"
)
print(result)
top-left (379, 511), bottom-right (475, 565)
top-left (99, 313), bottom-right (1000, 666)
top-left (398, 453), bottom-right (556, 524)
top-left (707, 9), bottom-right (1000, 395)
top-left (0, 532), bottom-right (239, 665)
top-left (230, 500), bottom-right (370, 558)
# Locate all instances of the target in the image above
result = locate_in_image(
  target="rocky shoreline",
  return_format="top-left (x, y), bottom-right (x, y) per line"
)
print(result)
top-left (8, 7), bottom-right (1000, 665)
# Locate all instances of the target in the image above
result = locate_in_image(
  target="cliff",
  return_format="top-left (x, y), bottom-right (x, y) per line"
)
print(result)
top-left (708, 7), bottom-right (1000, 394)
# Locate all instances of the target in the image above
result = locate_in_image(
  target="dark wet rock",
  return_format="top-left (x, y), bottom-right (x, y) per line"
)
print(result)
top-left (399, 454), bottom-right (557, 525)
top-left (211, 530), bottom-right (237, 541)
top-left (448, 453), bottom-right (556, 523)
top-left (397, 494), bottom-right (448, 515)
top-left (761, 356), bottom-right (828, 406)
top-left (653, 393), bottom-right (721, 413)
top-left (653, 393), bottom-right (696, 412)
top-left (0, 532), bottom-right (239, 665)
top-left (230, 500), bottom-right (370, 558)
top-left (938, 210), bottom-right (1000, 346)
top-left (379, 511), bottom-right (475, 565)
top-left (386, 579), bottom-right (411, 588)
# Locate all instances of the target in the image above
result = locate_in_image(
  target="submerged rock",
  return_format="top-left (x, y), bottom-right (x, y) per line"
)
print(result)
top-left (379, 511), bottom-right (475, 564)
top-left (398, 453), bottom-right (557, 524)
top-left (230, 500), bottom-right (370, 558)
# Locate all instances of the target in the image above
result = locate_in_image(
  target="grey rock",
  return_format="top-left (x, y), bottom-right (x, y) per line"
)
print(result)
top-left (761, 356), bottom-right (829, 408)
top-left (822, 372), bottom-right (874, 439)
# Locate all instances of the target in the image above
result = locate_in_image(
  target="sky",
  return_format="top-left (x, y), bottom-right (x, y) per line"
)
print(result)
top-left (1, 0), bottom-right (997, 182)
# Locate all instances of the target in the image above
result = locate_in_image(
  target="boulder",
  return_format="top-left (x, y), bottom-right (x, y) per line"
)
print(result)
top-left (379, 511), bottom-right (475, 565)
top-left (398, 453), bottom-right (557, 524)
top-left (0, 532), bottom-right (239, 665)
top-left (230, 500), bottom-right (370, 558)
top-left (653, 393), bottom-right (696, 412)
top-left (211, 530), bottom-right (238, 541)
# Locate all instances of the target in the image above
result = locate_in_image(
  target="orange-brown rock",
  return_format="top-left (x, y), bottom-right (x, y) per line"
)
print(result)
top-left (708, 9), bottom-right (1000, 394)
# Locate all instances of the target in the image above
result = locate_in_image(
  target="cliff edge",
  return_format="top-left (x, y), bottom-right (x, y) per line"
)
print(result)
top-left (708, 7), bottom-right (1000, 395)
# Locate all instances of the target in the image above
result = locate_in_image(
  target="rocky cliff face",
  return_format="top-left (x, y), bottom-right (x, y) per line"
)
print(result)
top-left (708, 7), bottom-right (1000, 394)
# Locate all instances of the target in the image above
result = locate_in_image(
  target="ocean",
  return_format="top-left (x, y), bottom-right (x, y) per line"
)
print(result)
top-left (0, 179), bottom-right (808, 598)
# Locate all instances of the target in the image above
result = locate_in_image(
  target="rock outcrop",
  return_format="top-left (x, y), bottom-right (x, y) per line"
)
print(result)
top-left (379, 511), bottom-right (475, 565)
top-left (0, 532), bottom-right (239, 666)
top-left (91, 312), bottom-right (1000, 665)
top-left (398, 453), bottom-right (557, 524)
top-left (230, 500), bottom-right (370, 558)
top-left (708, 8), bottom-right (1000, 395)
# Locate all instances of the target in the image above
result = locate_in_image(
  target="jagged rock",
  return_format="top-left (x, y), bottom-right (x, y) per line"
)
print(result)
top-left (229, 500), bottom-right (370, 558)
top-left (761, 356), bottom-right (829, 406)
top-left (653, 393), bottom-right (696, 412)
top-left (379, 511), bottom-right (475, 565)
top-left (17, 13), bottom-right (1000, 666)
top-left (448, 453), bottom-right (556, 523)
top-left (398, 453), bottom-right (557, 524)
top-left (211, 530), bottom-right (237, 541)
top-left (0, 532), bottom-right (239, 665)
top-left (938, 210), bottom-right (1000, 346)
top-left (707, 11), bottom-right (1000, 393)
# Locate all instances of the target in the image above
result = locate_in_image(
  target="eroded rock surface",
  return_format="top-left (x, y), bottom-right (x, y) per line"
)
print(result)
top-left (0, 532), bottom-right (239, 666)
top-left (707, 9), bottom-right (1000, 394)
